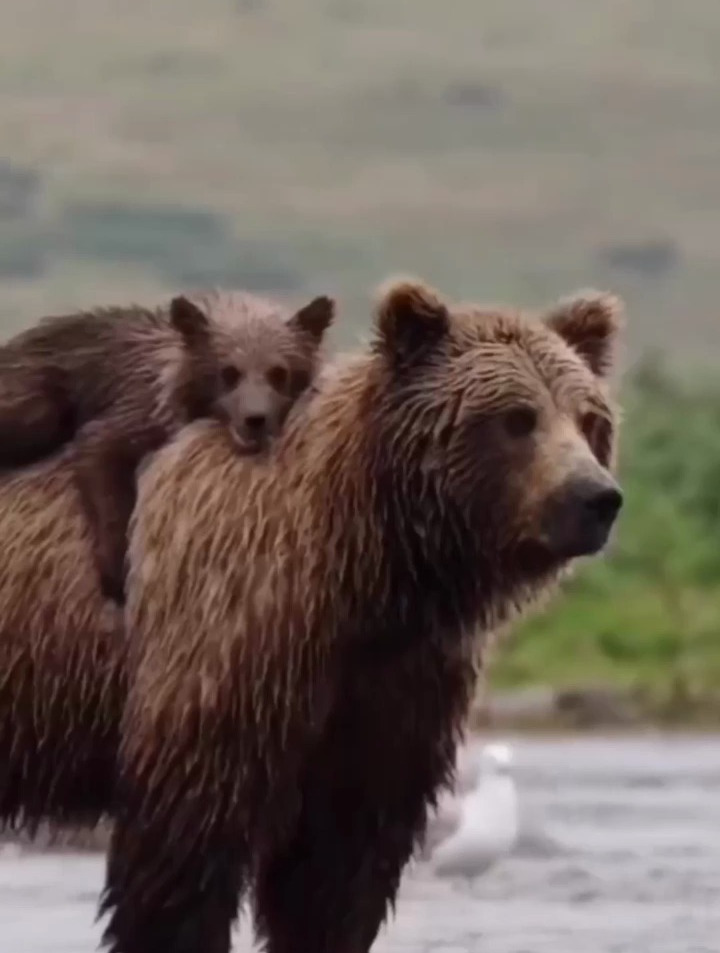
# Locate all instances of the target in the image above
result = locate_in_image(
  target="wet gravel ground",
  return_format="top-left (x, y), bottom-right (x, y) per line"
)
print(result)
top-left (1, 734), bottom-right (719, 953)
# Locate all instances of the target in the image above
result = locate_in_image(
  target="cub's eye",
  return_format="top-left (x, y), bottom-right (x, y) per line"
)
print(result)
top-left (503, 407), bottom-right (538, 438)
top-left (221, 365), bottom-right (242, 390)
top-left (266, 365), bottom-right (289, 391)
top-left (292, 369), bottom-right (311, 394)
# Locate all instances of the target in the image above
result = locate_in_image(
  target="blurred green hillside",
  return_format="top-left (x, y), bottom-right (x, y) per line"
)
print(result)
top-left (494, 359), bottom-right (720, 720)
top-left (1, 0), bottom-right (720, 715)
top-left (0, 0), bottom-right (719, 357)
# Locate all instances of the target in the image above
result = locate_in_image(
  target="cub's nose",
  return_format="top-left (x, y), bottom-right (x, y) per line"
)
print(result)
top-left (582, 484), bottom-right (623, 527)
top-left (244, 414), bottom-right (268, 436)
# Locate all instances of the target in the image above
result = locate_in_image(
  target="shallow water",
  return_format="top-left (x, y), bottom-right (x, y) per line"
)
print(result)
top-left (1, 734), bottom-right (719, 953)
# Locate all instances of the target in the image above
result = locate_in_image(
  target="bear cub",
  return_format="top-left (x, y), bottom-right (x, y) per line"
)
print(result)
top-left (0, 290), bottom-right (334, 603)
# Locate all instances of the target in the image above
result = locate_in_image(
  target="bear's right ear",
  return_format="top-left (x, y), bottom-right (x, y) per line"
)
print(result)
top-left (288, 295), bottom-right (336, 345)
top-left (169, 296), bottom-right (211, 345)
top-left (374, 277), bottom-right (450, 361)
top-left (542, 289), bottom-right (624, 379)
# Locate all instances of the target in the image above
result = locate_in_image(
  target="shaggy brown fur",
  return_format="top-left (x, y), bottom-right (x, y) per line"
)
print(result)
top-left (102, 281), bottom-right (624, 953)
top-left (0, 448), bottom-right (126, 834)
top-left (0, 290), bottom-right (333, 835)
top-left (0, 291), bottom-right (334, 602)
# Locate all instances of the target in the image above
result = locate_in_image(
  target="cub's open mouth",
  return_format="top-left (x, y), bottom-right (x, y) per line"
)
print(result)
top-left (228, 429), bottom-right (269, 455)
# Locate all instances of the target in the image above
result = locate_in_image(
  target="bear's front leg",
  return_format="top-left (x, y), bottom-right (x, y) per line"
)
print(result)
top-left (101, 810), bottom-right (246, 953)
top-left (99, 709), bottom-right (249, 953)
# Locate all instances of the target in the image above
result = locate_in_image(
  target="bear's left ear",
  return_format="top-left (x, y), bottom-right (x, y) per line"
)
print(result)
top-left (542, 289), bottom-right (624, 379)
top-left (169, 295), bottom-right (211, 346)
top-left (287, 295), bottom-right (336, 344)
top-left (374, 277), bottom-right (450, 361)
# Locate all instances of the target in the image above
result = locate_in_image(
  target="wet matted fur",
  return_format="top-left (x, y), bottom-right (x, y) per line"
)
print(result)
top-left (0, 290), bottom-right (333, 835)
top-left (0, 291), bottom-right (334, 602)
top-left (102, 280), bottom-right (624, 953)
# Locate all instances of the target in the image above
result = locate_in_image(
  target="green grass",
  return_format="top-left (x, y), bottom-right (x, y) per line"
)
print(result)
top-left (494, 357), bottom-right (720, 710)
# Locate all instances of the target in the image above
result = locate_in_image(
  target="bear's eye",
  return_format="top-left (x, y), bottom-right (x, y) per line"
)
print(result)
top-left (580, 411), bottom-right (612, 464)
top-left (291, 369), bottom-right (311, 394)
top-left (266, 365), bottom-right (289, 392)
top-left (221, 365), bottom-right (242, 390)
top-left (503, 407), bottom-right (538, 438)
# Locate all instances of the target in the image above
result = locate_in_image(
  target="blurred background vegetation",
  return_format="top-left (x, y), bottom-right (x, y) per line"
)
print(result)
top-left (495, 358), bottom-right (720, 719)
top-left (1, 0), bottom-right (719, 718)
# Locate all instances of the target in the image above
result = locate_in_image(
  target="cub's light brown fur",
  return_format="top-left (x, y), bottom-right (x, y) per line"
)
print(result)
top-left (103, 281), bottom-right (624, 953)
top-left (0, 289), bottom-right (333, 835)
top-left (0, 290), bottom-right (334, 602)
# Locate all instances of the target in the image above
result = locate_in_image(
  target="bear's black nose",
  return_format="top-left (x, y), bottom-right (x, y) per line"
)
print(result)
top-left (582, 485), bottom-right (623, 526)
top-left (541, 474), bottom-right (623, 560)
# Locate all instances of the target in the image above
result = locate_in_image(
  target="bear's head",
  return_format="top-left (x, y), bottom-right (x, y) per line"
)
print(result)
top-left (371, 278), bottom-right (623, 583)
top-left (170, 293), bottom-right (335, 452)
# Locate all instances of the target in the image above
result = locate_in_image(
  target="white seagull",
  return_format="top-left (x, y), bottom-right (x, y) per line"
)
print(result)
top-left (429, 742), bottom-right (519, 880)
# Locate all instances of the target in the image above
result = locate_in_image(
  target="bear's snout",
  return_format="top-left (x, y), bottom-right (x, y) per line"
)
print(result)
top-left (541, 471), bottom-right (623, 560)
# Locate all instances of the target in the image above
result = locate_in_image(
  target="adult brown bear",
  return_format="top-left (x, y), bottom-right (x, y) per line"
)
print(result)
top-left (103, 280), bottom-right (624, 953)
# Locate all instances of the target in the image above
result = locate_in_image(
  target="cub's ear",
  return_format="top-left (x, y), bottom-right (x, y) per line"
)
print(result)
top-left (288, 295), bottom-right (336, 344)
top-left (169, 296), bottom-right (211, 345)
top-left (542, 289), bottom-right (624, 378)
top-left (374, 277), bottom-right (450, 361)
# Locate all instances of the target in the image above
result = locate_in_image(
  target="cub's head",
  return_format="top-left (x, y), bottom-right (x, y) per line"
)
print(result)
top-left (170, 292), bottom-right (335, 452)
top-left (371, 278), bottom-right (624, 578)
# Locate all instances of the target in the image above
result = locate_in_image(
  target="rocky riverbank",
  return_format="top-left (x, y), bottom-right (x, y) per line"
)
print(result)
top-left (472, 683), bottom-right (720, 731)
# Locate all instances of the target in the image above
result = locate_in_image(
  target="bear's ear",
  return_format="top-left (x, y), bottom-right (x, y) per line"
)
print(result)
top-left (375, 277), bottom-right (450, 361)
top-left (287, 295), bottom-right (336, 344)
top-left (542, 289), bottom-right (624, 378)
top-left (169, 296), bottom-right (211, 346)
